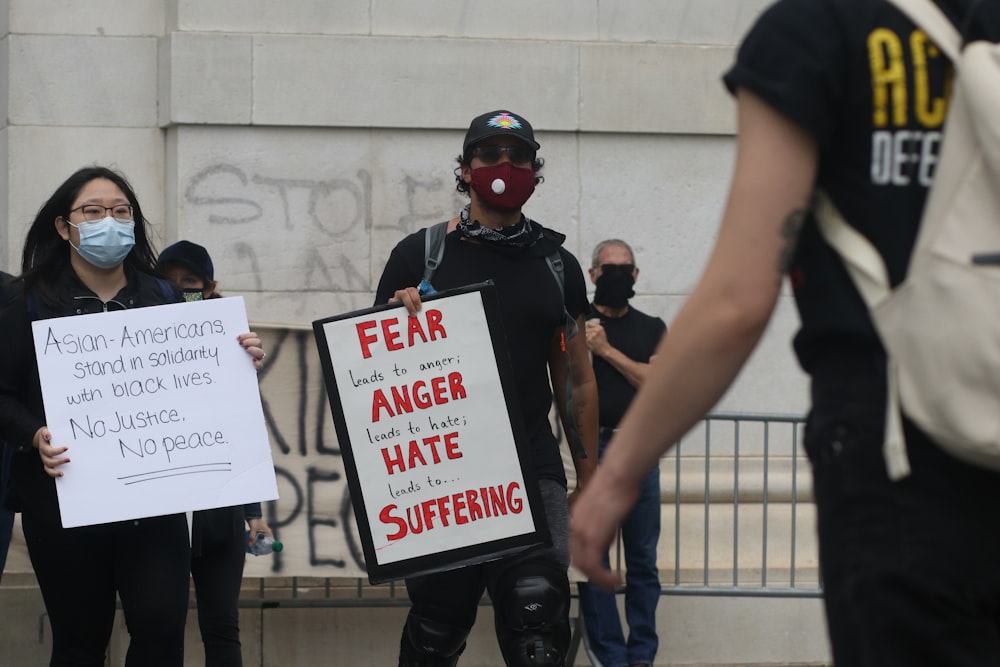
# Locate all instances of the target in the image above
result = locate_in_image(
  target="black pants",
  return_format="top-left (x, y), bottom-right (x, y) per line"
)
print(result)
top-left (807, 354), bottom-right (1000, 666)
top-left (191, 507), bottom-right (247, 667)
top-left (400, 479), bottom-right (570, 665)
top-left (23, 512), bottom-right (190, 667)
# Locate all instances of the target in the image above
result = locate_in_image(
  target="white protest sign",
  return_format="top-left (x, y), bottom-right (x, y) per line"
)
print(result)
top-left (32, 296), bottom-right (278, 528)
top-left (316, 287), bottom-right (544, 578)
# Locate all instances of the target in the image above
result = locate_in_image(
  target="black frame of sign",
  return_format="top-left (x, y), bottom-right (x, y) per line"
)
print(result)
top-left (312, 282), bottom-right (550, 583)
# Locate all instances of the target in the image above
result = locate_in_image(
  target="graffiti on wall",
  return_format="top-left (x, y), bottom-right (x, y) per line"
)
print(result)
top-left (181, 162), bottom-right (464, 297)
top-left (181, 161), bottom-right (473, 577)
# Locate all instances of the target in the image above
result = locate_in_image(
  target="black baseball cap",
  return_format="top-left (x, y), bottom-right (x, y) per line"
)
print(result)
top-left (157, 240), bottom-right (214, 281)
top-left (462, 110), bottom-right (540, 155)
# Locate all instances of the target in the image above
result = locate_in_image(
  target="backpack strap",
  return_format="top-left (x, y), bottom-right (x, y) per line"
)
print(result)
top-left (544, 252), bottom-right (578, 340)
top-left (887, 0), bottom-right (962, 62)
top-left (813, 192), bottom-right (891, 308)
top-left (544, 250), bottom-right (586, 459)
top-left (420, 221), bottom-right (449, 296)
top-left (813, 190), bottom-right (910, 479)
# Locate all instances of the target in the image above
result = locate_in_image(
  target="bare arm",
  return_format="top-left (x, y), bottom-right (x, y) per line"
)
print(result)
top-left (570, 90), bottom-right (819, 589)
top-left (550, 313), bottom-right (599, 500)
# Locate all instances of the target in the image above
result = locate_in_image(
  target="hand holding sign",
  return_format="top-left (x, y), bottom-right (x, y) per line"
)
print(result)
top-left (34, 427), bottom-right (68, 478)
top-left (237, 331), bottom-right (267, 370)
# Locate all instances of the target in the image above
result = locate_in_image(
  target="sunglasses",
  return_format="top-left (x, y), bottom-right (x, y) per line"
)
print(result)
top-left (599, 263), bottom-right (636, 274)
top-left (471, 144), bottom-right (535, 165)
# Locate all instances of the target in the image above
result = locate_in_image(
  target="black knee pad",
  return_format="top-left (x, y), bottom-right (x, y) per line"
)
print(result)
top-left (398, 612), bottom-right (468, 667)
top-left (493, 562), bottom-right (571, 667)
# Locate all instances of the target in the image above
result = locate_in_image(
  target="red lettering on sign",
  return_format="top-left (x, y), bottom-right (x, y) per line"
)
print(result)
top-left (371, 372), bottom-right (467, 422)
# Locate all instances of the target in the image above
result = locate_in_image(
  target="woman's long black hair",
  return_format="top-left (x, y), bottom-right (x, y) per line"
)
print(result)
top-left (19, 166), bottom-right (158, 302)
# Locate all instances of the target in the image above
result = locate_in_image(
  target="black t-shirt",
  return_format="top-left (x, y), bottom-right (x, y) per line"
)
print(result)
top-left (589, 304), bottom-right (666, 428)
top-left (374, 226), bottom-right (590, 484)
top-left (723, 0), bottom-right (1000, 372)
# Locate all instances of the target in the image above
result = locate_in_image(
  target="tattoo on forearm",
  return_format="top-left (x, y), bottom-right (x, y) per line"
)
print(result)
top-left (777, 208), bottom-right (807, 273)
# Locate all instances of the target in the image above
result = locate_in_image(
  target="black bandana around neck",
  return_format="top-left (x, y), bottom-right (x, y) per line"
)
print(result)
top-left (456, 204), bottom-right (545, 254)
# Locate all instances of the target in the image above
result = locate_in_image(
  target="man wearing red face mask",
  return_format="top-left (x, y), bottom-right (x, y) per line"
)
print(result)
top-left (375, 110), bottom-right (599, 667)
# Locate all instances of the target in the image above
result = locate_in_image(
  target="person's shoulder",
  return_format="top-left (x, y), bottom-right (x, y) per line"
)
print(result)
top-left (552, 244), bottom-right (584, 272)
top-left (627, 305), bottom-right (667, 328)
top-left (0, 277), bottom-right (28, 326)
top-left (394, 226), bottom-right (436, 258)
top-left (374, 226), bottom-right (442, 303)
top-left (957, 0), bottom-right (1000, 41)
top-left (761, 0), bottom-right (852, 17)
top-left (551, 247), bottom-right (587, 293)
top-left (0, 274), bottom-right (24, 309)
top-left (132, 270), bottom-right (183, 305)
top-left (743, 0), bottom-right (859, 39)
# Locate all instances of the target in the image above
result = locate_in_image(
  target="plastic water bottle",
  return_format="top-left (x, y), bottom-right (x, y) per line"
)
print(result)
top-left (246, 531), bottom-right (283, 555)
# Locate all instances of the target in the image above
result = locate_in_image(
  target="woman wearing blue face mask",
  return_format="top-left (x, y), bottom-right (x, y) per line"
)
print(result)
top-left (0, 166), bottom-right (266, 667)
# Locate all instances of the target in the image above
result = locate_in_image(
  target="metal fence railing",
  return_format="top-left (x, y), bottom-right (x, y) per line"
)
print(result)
top-left (222, 412), bottom-right (822, 666)
top-left (52, 413), bottom-right (817, 662)
top-left (567, 412), bottom-right (819, 665)
top-left (655, 411), bottom-right (819, 598)
top-left (234, 412), bottom-right (819, 600)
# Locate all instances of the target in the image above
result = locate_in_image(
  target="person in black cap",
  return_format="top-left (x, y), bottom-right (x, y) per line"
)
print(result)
top-left (156, 240), bottom-right (218, 300)
top-left (157, 240), bottom-right (275, 667)
top-left (374, 110), bottom-right (599, 667)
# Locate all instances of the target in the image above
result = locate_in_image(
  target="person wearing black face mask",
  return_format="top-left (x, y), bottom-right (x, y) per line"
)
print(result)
top-left (578, 239), bottom-right (666, 667)
top-left (375, 110), bottom-right (598, 667)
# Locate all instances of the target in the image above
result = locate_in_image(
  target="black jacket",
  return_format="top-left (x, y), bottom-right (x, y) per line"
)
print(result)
top-left (0, 266), bottom-right (180, 521)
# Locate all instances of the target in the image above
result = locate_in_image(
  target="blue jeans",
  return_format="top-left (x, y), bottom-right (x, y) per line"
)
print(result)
top-left (578, 436), bottom-right (660, 667)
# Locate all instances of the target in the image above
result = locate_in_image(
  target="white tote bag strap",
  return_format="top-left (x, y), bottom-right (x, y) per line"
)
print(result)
top-left (887, 0), bottom-right (962, 62)
top-left (812, 190), bottom-right (912, 479)
top-left (812, 191), bottom-right (892, 308)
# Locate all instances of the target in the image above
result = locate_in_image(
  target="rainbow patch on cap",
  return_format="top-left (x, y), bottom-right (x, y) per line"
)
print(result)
top-left (487, 113), bottom-right (522, 130)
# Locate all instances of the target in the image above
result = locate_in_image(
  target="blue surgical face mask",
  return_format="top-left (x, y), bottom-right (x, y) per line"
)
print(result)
top-left (68, 216), bottom-right (136, 269)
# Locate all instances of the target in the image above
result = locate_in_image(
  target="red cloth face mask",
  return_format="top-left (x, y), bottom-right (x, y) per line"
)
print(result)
top-left (469, 163), bottom-right (537, 211)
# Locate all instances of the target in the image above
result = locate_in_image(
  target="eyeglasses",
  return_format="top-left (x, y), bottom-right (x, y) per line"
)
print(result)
top-left (68, 204), bottom-right (134, 222)
top-left (471, 144), bottom-right (535, 165)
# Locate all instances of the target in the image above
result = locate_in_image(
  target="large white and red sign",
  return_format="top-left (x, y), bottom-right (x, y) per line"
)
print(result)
top-left (313, 284), bottom-right (548, 583)
top-left (32, 297), bottom-right (278, 528)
